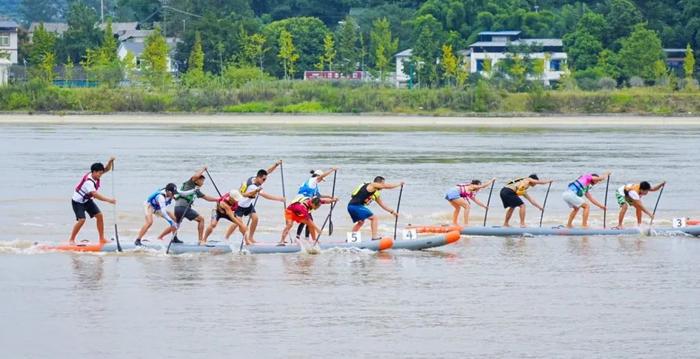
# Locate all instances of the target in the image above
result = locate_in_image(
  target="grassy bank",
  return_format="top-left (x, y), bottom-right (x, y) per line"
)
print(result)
top-left (1, 81), bottom-right (699, 115)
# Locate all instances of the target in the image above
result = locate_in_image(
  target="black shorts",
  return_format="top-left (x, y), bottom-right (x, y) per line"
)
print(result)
top-left (72, 199), bottom-right (100, 220)
top-left (213, 210), bottom-right (235, 223)
top-left (500, 187), bottom-right (524, 208)
top-left (175, 206), bottom-right (199, 221)
top-left (235, 206), bottom-right (256, 217)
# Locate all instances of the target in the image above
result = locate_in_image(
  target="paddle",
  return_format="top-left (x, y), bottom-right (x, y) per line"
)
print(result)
top-left (166, 203), bottom-right (190, 254)
top-left (327, 170), bottom-right (337, 235)
top-left (205, 168), bottom-right (223, 197)
top-left (393, 184), bottom-right (404, 241)
top-left (649, 184), bottom-right (665, 226)
top-left (238, 195), bottom-right (260, 252)
top-left (280, 162), bottom-right (295, 244)
top-left (112, 161), bottom-right (122, 252)
top-left (603, 175), bottom-right (611, 228)
top-left (538, 182), bottom-right (552, 228)
top-left (483, 180), bottom-right (495, 227)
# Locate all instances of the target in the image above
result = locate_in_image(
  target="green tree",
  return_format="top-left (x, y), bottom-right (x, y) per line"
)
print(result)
top-left (604, 0), bottom-right (644, 46)
top-left (563, 30), bottom-right (603, 71)
top-left (652, 59), bottom-right (669, 85)
top-left (336, 16), bottom-right (359, 76)
top-left (278, 29), bottom-right (299, 80)
top-left (28, 23), bottom-right (56, 67)
top-left (141, 27), bottom-right (171, 88)
top-left (182, 31), bottom-right (206, 87)
top-left (20, 0), bottom-right (62, 23)
top-left (63, 56), bottom-right (74, 86)
top-left (59, 2), bottom-right (101, 63)
top-left (37, 52), bottom-right (55, 83)
top-left (244, 33), bottom-right (267, 72)
top-left (100, 19), bottom-right (118, 63)
top-left (320, 33), bottom-right (335, 71)
top-left (684, 44), bottom-right (696, 79)
top-left (370, 17), bottom-right (398, 81)
top-left (262, 17), bottom-right (328, 78)
top-left (411, 14), bottom-right (445, 87)
top-left (595, 49), bottom-right (622, 80)
top-left (617, 24), bottom-right (665, 81)
top-left (441, 44), bottom-right (457, 86)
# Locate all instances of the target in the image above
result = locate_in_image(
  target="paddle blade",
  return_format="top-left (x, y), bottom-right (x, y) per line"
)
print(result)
top-left (328, 219), bottom-right (334, 236)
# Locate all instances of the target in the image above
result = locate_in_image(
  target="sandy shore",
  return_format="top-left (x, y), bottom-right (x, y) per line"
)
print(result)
top-left (0, 113), bottom-right (699, 127)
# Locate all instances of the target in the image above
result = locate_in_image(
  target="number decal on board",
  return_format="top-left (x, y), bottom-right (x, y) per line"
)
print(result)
top-left (672, 217), bottom-right (687, 228)
top-left (402, 229), bottom-right (417, 240)
top-left (346, 232), bottom-right (362, 243)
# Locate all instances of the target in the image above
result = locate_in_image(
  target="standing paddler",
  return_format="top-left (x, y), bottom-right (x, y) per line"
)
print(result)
top-left (294, 168), bottom-right (338, 240)
top-left (173, 166), bottom-right (220, 245)
top-left (224, 161), bottom-right (285, 244)
top-left (134, 183), bottom-right (179, 246)
top-left (444, 178), bottom-right (496, 226)
top-left (279, 195), bottom-right (338, 245)
top-left (69, 158), bottom-right (116, 244)
top-left (202, 190), bottom-right (249, 244)
top-left (614, 180), bottom-right (666, 228)
top-left (347, 176), bottom-right (404, 240)
top-left (562, 172), bottom-right (610, 228)
top-left (499, 174), bottom-right (553, 227)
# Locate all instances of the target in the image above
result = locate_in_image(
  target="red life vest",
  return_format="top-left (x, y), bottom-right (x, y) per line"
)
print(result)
top-left (75, 173), bottom-right (100, 201)
top-left (218, 193), bottom-right (239, 212)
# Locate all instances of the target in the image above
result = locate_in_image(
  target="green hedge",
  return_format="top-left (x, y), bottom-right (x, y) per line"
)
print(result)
top-left (1, 80), bottom-right (699, 115)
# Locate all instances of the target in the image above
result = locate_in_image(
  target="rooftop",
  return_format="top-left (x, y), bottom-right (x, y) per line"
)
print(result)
top-left (29, 22), bottom-right (69, 34)
top-left (395, 49), bottom-right (412, 57)
top-left (0, 20), bottom-right (20, 29)
top-left (118, 30), bottom-right (153, 42)
top-left (478, 31), bottom-right (521, 36)
top-left (469, 38), bottom-right (563, 47)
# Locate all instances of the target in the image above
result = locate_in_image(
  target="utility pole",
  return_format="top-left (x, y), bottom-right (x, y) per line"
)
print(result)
top-left (100, 0), bottom-right (104, 24)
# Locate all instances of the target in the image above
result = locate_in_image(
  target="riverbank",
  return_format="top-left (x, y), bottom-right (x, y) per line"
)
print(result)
top-left (2, 81), bottom-right (700, 115)
top-left (1, 113), bottom-right (700, 127)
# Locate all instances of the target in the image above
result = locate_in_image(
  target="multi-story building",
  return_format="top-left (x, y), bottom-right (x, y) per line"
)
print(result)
top-left (0, 20), bottom-right (19, 64)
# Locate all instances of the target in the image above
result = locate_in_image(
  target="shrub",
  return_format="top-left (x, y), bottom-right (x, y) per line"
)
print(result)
top-left (598, 77), bottom-right (617, 90)
top-left (628, 76), bottom-right (645, 87)
top-left (222, 66), bottom-right (273, 89)
top-left (5, 92), bottom-right (31, 110)
top-left (281, 101), bottom-right (332, 113)
top-left (223, 102), bottom-right (273, 113)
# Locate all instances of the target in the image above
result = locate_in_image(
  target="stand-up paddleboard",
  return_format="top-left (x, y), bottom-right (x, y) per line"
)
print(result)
top-left (391, 231), bottom-right (462, 250)
top-left (460, 225), bottom-right (700, 237)
top-left (37, 237), bottom-right (394, 254)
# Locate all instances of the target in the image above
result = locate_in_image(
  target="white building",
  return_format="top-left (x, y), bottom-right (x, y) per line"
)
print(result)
top-left (0, 20), bottom-right (19, 64)
top-left (468, 31), bottom-right (567, 85)
top-left (117, 34), bottom-right (178, 73)
top-left (394, 30), bottom-right (567, 87)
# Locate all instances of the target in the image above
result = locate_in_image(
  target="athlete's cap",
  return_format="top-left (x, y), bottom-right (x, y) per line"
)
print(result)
top-left (165, 183), bottom-right (179, 194)
top-left (312, 169), bottom-right (324, 177)
top-left (229, 190), bottom-right (243, 202)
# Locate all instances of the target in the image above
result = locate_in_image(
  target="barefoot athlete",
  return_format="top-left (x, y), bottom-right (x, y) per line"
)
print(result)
top-left (562, 172), bottom-right (610, 228)
top-left (224, 161), bottom-right (285, 244)
top-left (499, 174), bottom-right (553, 227)
top-left (444, 178), bottom-right (495, 226)
top-left (614, 181), bottom-right (666, 228)
top-left (347, 176), bottom-right (403, 240)
top-left (279, 195), bottom-right (338, 245)
top-left (173, 166), bottom-right (220, 244)
top-left (295, 168), bottom-right (338, 240)
top-left (202, 190), bottom-right (248, 244)
top-left (134, 183), bottom-right (179, 246)
top-left (69, 158), bottom-right (116, 244)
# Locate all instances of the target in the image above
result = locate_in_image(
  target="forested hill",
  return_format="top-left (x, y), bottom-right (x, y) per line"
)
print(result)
top-left (8, 0), bottom-right (700, 84)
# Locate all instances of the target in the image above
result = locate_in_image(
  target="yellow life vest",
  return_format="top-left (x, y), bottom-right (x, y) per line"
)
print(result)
top-left (507, 177), bottom-right (529, 195)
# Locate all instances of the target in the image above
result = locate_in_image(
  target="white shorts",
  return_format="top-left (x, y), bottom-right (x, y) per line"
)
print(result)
top-left (562, 190), bottom-right (585, 208)
top-left (144, 203), bottom-right (164, 218)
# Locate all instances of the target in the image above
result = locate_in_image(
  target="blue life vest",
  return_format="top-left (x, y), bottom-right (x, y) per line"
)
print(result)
top-left (147, 189), bottom-right (171, 210)
top-left (297, 178), bottom-right (320, 198)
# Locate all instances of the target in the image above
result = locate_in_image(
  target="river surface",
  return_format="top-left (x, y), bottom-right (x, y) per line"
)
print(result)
top-left (1, 118), bottom-right (700, 358)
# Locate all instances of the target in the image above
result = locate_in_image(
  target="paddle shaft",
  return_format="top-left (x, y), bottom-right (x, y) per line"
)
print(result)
top-left (649, 185), bottom-right (665, 226)
top-left (112, 162), bottom-right (121, 252)
top-left (539, 182), bottom-right (552, 228)
top-left (327, 170), bottom-right (337, 236)
top-left (393, 184), bottom-right (404, 241)
top-left (483, 180), bottom-right (495, 226)
top-left (204, 168), bottom-right (223, 197)
top-left (315, 172), bottom-right (338, 245)
top-left (279, 162), bottom-right (294, 244)
top-left (603, 175), bottom-right (611, 228)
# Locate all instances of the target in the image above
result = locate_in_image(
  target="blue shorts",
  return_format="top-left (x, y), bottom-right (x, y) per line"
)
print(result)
top-left (445, 188), bottom-right (461, 201)
top-left (348, 204), bottom-right (373, 223)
